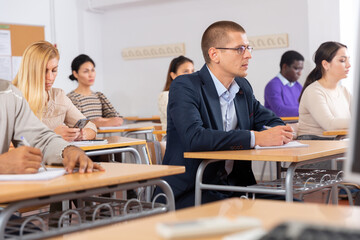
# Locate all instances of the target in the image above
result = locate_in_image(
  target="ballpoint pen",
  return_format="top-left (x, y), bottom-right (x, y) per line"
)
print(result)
top-left (263, 125), bottom-right (296, 137)
top-left (20, 136), bottom-right (48, 171)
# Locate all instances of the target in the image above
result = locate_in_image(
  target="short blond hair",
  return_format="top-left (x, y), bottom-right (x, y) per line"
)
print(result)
top-left (201, 21), bottom-right (245, 63)
top-left (13, 41), bottom-right (59, 119)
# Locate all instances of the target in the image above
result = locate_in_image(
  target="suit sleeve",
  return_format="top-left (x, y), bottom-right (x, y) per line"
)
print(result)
top-left (168, 78), bottom-right (253, 151)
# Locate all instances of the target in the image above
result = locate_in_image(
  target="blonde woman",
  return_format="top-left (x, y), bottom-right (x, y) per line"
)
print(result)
top-left (13, 41), bottom-right (97, 142)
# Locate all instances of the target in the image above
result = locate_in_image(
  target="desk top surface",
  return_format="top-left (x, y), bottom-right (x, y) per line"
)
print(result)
top-left (280, 116), bottom-right (299, 121)
top-left (323, 129), bottom-right (348, 136)
top-left (184, 140), bottom-right (347, 162)
top-left (97, 122), bottom-right (161, 133)
top-left (124, 116), bottom-right (160, 121)
top-left (79, 136), bottom-right (146, 151)
top-left (0, 163), bottom-right (184, 203)
top-left (53, 198), bottom-right (360, 240)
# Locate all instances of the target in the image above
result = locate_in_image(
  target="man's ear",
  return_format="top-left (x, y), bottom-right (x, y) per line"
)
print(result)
top-left (170, 72), bottom-right (177, 80)
top-left (208, 47), bottom-right (220, 63)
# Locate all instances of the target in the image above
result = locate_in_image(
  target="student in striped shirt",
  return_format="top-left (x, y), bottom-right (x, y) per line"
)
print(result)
top-left (67, 54), bottom-right (123, 128)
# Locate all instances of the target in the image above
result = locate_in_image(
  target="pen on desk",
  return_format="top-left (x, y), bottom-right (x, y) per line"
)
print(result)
top-left (20, 136), bottom-right (48, 171)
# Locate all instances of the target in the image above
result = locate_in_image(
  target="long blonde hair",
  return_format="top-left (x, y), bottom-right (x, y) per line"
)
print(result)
top-left (13, 41), bottom-right (59, 119)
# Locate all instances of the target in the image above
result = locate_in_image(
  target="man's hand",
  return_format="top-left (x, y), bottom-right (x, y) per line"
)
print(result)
top-left (254, 125), bottom-right (293, 147)
top-left (62, 146), bottom-right (104, 174)
top-left (54, 125), bottom-right (80, 142)
top-left (0, 146), bottom-right (42, 174)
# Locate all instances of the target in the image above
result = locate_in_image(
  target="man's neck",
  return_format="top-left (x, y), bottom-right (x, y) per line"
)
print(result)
top-left (207, 64), bottom-right (234, 89)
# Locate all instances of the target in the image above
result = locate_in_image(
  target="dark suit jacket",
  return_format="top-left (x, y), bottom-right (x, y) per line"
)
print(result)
top-left (159, 64), bottom-right (284, 209)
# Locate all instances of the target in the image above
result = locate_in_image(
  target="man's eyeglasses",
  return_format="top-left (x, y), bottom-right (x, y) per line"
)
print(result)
top-left (216, 46), bottom-right (253, 55)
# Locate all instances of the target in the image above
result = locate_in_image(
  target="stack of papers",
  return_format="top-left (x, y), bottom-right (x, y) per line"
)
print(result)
top-left (255, 141), bottom-right (309, 150)
top-left (0, 168), bottom-right (66, 181)
top-left (70, 139), bottom-right (108, 146)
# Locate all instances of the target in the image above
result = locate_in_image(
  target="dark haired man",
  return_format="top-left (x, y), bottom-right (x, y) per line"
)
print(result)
top-left (156, 21), bottom-right (293, 209)
top-left (265, 50), bottom-right (304, 117)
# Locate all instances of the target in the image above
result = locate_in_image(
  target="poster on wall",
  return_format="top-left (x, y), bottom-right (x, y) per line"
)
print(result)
top-left (0, 30), bottom-right (11, 55)
top-left (0, 56), bottom-right (12, 81)
top-left (12, 56), bottom-right (22, 79)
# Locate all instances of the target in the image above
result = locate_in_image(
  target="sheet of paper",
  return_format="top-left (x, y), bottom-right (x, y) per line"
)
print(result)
top-left (70, 139), bottom-right (108, 146)
top-left (0, 56), bottom-right (11, 81)
top-left (98, 125), bottom-right (128, 130)
top-left (255, 141), bottom-right (309, 150)
top-left (0, 30), bottom-right (11, 55)
top-left (11, 56), bottom-right (22, 79)
top-left (0, 168), bottom-right (66, 181)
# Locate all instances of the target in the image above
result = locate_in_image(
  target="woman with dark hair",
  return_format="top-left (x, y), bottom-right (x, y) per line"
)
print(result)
top-left (158, 56), bottom-right (194, 130)
top-left (297, 41), bottom-right (351, 140)
top-left (67, 54), bottom-right (123, 128)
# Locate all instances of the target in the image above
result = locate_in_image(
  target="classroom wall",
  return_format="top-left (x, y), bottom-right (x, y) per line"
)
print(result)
top-left (100, 0), bottom-right (342, 117)
top-left (0, 0), bottom-right (351, 117)
top-left (0, 0), bottom-right (104, 93)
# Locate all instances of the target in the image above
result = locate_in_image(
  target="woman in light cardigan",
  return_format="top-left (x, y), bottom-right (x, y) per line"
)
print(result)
top-left (13, 41), bottom-right (97, 142)
top-left (297, 41), bottom-right (351, 140)
top-left (158, 56), bottom-right (194, 131)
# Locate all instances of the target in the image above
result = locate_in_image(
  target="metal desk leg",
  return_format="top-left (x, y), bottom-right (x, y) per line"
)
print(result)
top-left (195, 159), bottom-right (220, 206)
top-left (285, 162), bottom-right (297, 202)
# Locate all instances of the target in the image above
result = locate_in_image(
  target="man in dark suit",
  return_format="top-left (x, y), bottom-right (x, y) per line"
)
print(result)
top-left (158, 21), bottom-right (293, 209)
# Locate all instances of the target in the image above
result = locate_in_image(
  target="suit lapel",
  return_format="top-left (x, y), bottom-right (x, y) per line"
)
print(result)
top-left (199, 65), bottom-right (223, 131)
top-left (234, 78), bottom-right (250, 130)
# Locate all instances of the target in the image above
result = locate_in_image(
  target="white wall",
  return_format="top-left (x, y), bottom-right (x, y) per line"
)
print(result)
top-left (100, 0), bottom-right (344, 117)
top-left (1, 0), bottom-right (346, 117)
top-left (0, 0), bottom-right (104, 94)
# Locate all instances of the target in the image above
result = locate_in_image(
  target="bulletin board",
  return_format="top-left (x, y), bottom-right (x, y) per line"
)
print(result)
top-left (0, 23), bottom-right (44, 81)
top-left (0, 23), bottom-right (45, 56)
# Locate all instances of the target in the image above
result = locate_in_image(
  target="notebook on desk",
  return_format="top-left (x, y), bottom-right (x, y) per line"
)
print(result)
top-left (70, 139), bottom-right (108, 146)
top-left (0, 167), bottom-right (66, 181)
top-left (98, 126), bottom-right (128, 130)
top-left (255, 141), bottom-right (309, 150)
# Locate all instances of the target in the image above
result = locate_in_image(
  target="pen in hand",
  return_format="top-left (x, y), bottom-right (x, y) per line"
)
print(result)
top-left (263, 125), bottom-right (296, 137)
top-left (20, 136), bottom-right (48, 171)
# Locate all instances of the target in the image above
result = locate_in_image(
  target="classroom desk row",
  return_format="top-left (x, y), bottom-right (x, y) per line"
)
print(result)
top-left (0, 163), bottom-right (185, 239)
top-left (53, 198), bottom-right (360, 240)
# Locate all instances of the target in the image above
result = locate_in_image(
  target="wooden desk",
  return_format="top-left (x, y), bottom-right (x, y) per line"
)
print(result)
top-left (184, 140), bottom-right (347, 204)
top-left (323, 129), bottom-right (348, 136)
top-left (79, 136), bottom-right (146, 151)
top-left (97, 122), bottom-right (161, 134)
top-left (0, 163), bottom-right (185, 239)
top-left (124, 115), bottom-right (160, 123)
top-left (52, 198), bottom-right (360, 240)
top-left (280, 116), bottom-right (299, 123)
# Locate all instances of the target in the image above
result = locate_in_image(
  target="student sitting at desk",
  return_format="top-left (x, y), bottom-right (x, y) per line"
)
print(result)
top-left (13, 41), bottom-right (97, 142)
top-left (67, 54), bottom-right (123, 128)
top-left (155, 21), bottom-right (293, 209)
top-left (0, 79), bottom-right (102, 174)
top-left (297, 41), bottom-right (351, 140)
top-left (264, 50), bottom-right (304, 117)
top-left (158, 56), bottom-right (194, 131)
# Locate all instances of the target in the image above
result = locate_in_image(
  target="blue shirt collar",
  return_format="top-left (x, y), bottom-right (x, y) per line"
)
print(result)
top-left (207, 65), bottom-right (240, 97)
top-left (277, 73), bottom-right (295, 87)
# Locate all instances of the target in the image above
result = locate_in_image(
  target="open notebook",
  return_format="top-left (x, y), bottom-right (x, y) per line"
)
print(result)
top-left (255, 141), bottom-right (309, 150)
top-left (0, 167), bottom-right (66, 181)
